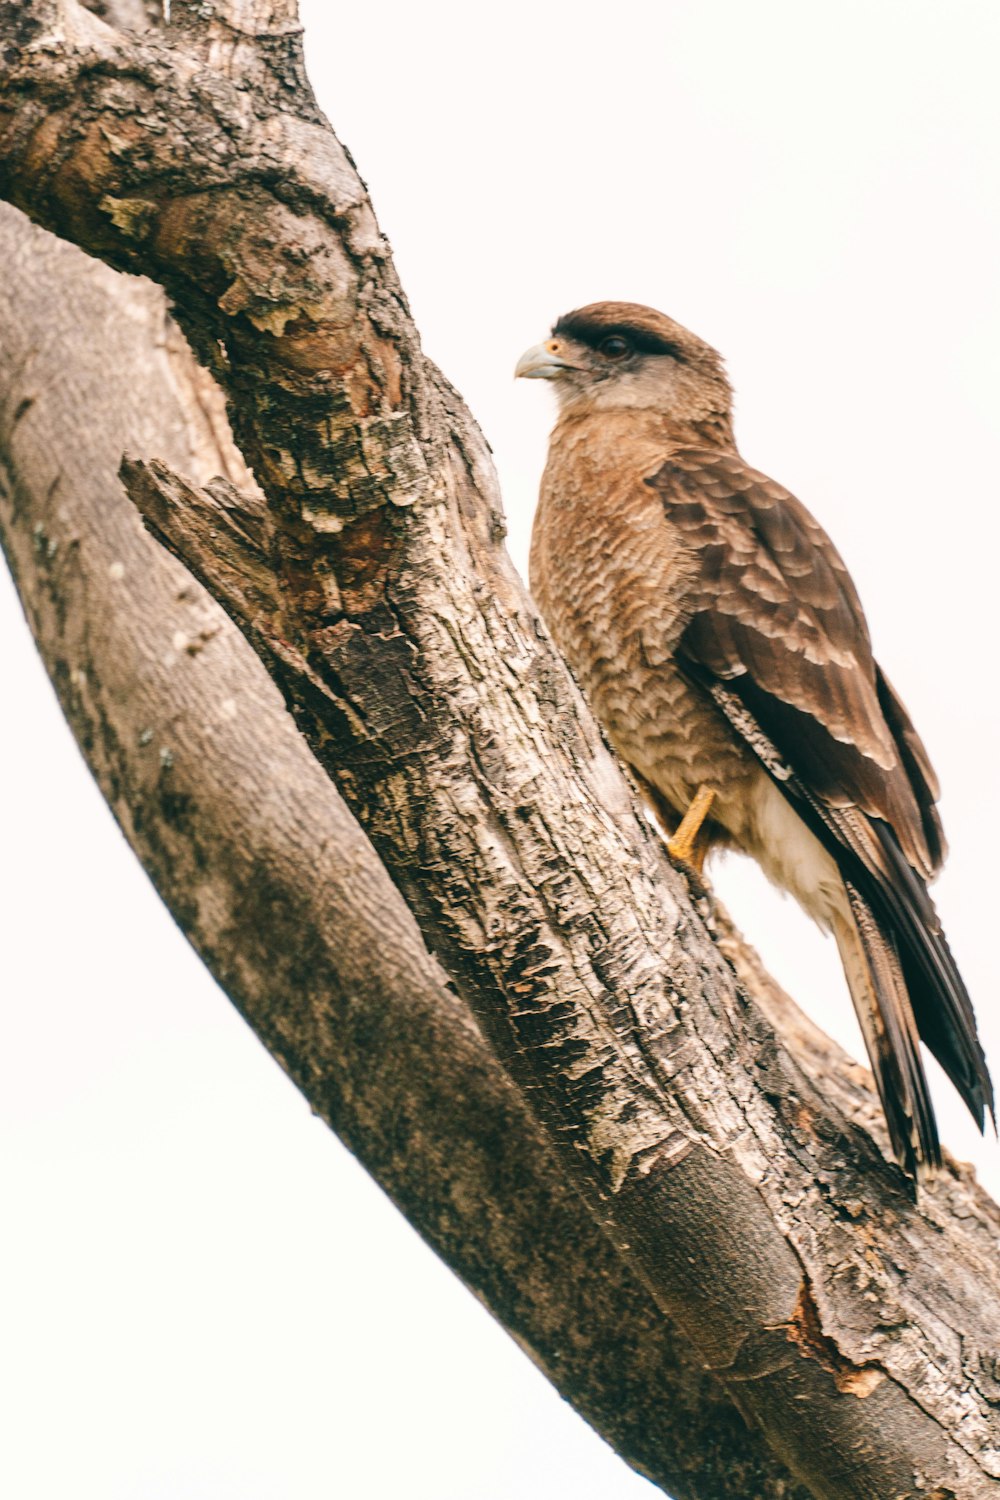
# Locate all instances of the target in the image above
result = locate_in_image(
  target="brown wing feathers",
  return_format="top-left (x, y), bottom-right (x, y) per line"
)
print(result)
top-left (659, 450), bottom-right (929, 856)
top-left (875, 666), bottom-right (946, 872)
top-left (649, 450), bottom-right (994, 1167)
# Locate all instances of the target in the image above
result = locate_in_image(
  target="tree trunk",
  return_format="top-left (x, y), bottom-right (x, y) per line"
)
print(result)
top-left (0, 4), bottom-right (998, 1496)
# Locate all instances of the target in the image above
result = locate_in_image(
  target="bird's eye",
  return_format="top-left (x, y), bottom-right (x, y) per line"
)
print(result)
top-left (599, 335), bottom-right (630, 360)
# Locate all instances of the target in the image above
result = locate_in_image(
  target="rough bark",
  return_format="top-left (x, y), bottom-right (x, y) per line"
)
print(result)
top-left (0, 5), bottom-right (998, 1497)
top-left (0, 201), bottom-right (822, 1500)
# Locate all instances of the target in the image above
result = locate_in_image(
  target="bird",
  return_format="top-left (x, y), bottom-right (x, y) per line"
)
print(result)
top-left (516, 300), bottom-right (993, 1180)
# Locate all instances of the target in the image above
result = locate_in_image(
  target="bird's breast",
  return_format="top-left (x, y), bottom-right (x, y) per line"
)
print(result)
top-left (529, 422), bottom-right (752, 835)
top-left (529, 419), bottom-right (694, 659)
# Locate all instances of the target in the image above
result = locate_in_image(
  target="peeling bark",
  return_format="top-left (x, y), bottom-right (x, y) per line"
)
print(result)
top-left (1, 4), bottom-right (999, 1496)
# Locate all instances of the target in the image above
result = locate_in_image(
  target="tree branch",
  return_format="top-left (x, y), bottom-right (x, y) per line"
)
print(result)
top-left (0, 200), bottom-right (814, 1500)
top-left (1, 6), bottom-right (998, 1495)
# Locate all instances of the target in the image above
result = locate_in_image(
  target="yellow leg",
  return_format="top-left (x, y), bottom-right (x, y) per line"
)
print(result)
top-left (666, 786), bottom-right (716, 872)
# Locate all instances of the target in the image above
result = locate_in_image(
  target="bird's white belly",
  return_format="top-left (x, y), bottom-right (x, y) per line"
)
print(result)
top-left (740, 772), bottom-right (849, 933)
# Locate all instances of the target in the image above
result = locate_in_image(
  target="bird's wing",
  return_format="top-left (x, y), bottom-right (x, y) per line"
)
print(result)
top-left (646, 448), bottom-right (992, 1145)
top-left (649, 448), bottom-right (938, 873)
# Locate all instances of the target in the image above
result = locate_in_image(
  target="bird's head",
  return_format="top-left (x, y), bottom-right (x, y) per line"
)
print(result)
top-left (515, 301), bottom-right (733, 437)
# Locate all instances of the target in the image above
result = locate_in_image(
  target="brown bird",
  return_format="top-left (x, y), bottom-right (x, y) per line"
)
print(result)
top-left (517, 300), bottom-right (993, 1179)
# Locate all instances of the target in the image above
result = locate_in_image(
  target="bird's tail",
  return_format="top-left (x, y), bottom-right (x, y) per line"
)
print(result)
top-left (832, 884), bottom-right (941, 1180)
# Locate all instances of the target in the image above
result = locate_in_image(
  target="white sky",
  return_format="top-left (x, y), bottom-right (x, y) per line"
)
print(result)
top-left (2, 2), bottom-right (999, 1496)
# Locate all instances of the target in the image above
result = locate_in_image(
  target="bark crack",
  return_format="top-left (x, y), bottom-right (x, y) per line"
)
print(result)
top-left (786, 1273), bottom-right (885, 1398)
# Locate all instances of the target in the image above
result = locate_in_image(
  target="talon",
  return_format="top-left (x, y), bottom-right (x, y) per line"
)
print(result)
top-left (670, 855), bottom-right (712, 903)
top-left (666, 786), bottom-right (716, 871)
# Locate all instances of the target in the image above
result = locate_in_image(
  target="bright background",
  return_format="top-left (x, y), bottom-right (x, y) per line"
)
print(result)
top-left (2, 2), bottom-right (998, 1496)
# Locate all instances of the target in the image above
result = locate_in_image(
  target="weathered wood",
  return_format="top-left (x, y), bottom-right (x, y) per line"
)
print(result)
top-left (1, 4), bottom-right (998, 1495)
top-left (0, 199), bottom-right (819, 1500)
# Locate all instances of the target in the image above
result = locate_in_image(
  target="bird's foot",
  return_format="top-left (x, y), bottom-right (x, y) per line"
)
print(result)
top-left (666, 786), bottom-right (716, 901)
top-left (667, 851), bottom-right (712, 903)
top-left (666, 786), bottom-right (716, 867)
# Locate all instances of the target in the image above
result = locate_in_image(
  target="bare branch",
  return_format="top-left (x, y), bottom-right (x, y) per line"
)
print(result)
top-left (0, 202), bottom-right (813, 1500)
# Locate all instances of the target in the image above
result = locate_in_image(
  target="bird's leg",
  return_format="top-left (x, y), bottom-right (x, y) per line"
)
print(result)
top-left (666, 786), bottom-right (716, 872)
top-left (631, 774), bottom-right (715, 895)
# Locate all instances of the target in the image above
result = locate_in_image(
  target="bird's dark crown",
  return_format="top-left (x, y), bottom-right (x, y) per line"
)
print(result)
top-left (553, 303), bottom-right (686, 359)
top-left (551, 302), bottom-right (723, 371)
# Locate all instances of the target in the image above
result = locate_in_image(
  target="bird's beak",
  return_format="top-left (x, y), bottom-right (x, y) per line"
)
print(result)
top-left (514, 339), bottom-right (578, 380)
